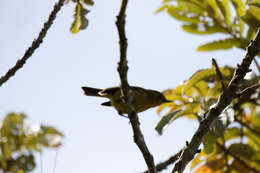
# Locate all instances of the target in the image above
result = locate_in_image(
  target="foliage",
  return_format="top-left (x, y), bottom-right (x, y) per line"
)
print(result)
top-left (157, 0), bottom-right (260, 172)
top-left (157, 0), bottom-right (260, 52)
top-left (66, 0), bottom-right (94, 34)
top-left (156, 64), bottom-right (260, 172)
top-left (157, 65), bottom-right (260, 172)
top-left (0, 113), bottom-right (63, 173)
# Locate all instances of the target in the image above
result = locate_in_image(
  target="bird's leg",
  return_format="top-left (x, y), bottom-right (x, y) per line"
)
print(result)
top-left (118, 111), bottom-right (129, 119)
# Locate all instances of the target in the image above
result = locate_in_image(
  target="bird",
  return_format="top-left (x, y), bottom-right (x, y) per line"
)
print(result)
top-left (81, 86), bottom-right (171, 115)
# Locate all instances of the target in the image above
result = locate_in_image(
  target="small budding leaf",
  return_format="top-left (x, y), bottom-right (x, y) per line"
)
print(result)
top-left (71, 2), bottom-right (89, 34)
top-left (83, 0), bottom-right (94, 6)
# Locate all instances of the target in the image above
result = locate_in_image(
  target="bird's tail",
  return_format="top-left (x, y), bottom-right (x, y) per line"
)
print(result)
top-left (81, 86), bottom-right (103, 97)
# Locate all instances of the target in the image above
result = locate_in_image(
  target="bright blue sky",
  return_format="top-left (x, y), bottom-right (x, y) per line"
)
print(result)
top-left (0, 0), bottom-right (247, 173)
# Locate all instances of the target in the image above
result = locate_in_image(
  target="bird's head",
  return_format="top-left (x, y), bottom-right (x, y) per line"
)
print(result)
top-left (148, 90), bottom-right (171, 106)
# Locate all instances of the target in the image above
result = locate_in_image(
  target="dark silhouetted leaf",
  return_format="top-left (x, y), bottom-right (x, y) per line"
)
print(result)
top-left (203, 131), bottom-right (216, 154)
top-left (155, 109), bottom-right (181, 135)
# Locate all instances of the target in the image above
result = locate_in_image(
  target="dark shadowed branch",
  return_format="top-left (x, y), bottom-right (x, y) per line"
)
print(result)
top-left (235, 116), bottom-right (260, 135)
top-left (115, 0), bottom-right (157, 172)
top-left (212, 58), bottom-right (226, 90)
top-left (171, 28), bottom-right (260, 173)
top-left (216, 142), bottom-right (260, 173)
top-left (143, 149), bottom-right (183, 173)
top-left (236, 83), bottom-right (260, 98)
top-left (0, 0), bottom-right (65, 87)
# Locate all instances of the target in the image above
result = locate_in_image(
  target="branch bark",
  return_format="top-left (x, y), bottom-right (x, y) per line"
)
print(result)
top-left (0, 0), bottom-right (65, 87)
top-left (143, 149), bottom-right (183, 173)
top-left (212, 58), bottom-right (226, 90)
top-left (115, 1), bottom-right (157, 172)
top-left (171, 28), bottom-right (260, 173)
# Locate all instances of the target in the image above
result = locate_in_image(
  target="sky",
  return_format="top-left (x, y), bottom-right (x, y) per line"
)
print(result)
top-left (0, 0), bottom-right (247, 173)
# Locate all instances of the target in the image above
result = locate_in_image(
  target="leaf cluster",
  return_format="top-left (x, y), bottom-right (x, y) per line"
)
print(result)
top-left (156, 64), bottom-right (260, 172)
top-left (66, 0), bottom-right (94, 34)
top-left (0, 113), bottom-right (63, 173)
top-left (157, 0), bottom-right (260, 52)
top-left (156, 0), bottom-right (260, 172)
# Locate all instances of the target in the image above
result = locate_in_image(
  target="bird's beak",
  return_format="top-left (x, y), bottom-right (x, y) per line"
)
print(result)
top-left (164, 99), bottom-right (172, 103)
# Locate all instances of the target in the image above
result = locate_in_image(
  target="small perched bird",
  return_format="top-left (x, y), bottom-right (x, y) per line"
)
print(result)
top-left (81, 86), bottom-right (171, 115)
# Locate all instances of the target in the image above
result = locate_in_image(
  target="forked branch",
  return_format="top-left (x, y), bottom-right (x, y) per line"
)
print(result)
top-left (115, 0), bottom-right (157, 172)
top-left (172, 28), bottom-right (260, 173)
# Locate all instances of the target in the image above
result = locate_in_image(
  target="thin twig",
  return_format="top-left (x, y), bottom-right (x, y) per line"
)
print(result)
top-left (235, 117), bottom-right (260, 135)
top-left (236, 83), bottom-right (260, 98)
top-left (253, 57), bottom-right (260, 74)
top-left (171, 28), bottom-right (260, 173)
top-left (0, 0), bottom-right (65, 87)
top-left (115, 0), bottom-right (157, 172)
top-left (143, 149), bottom-right (183, 173)
top-left (216, 142), bottom-right (260, 173)
top-left (212, 58), bottom-right (226, 90)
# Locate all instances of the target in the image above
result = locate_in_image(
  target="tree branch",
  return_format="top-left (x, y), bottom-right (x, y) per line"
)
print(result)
top-left (236, 83), bottom-right (260, 98)
top-left (212, 58), bottom-right (226, 90)
top-left (143, 149), bottom-right (183, 173)
top-left (0, 0), bottom-right (65, 87)
top-left (253, 58), bottom-right (260, 74)
top-left (235, 117), bottom-right (260, 135)
top-left (115, 1), bottom-right (157, 172)
top-left (171, 28), bottom-right (260, 173)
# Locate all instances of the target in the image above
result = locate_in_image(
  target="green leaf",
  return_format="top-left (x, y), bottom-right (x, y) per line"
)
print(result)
top-left (177, 0), bottom-right (205, 15)
top-left (82, 0), bottom-right (94, 6)
top-left (228, 143), bottom-right (255, 161)
top-left (2, 142), bottom-right (12, 159)
top-left (248, 0), bottom-right (260, 8)
top-left (190, 154), bottom-right (203, 171)
top-left (155, 5), bottom-right (168, 13)
top-left (184, 66), bottom-right (233, 92)
top-left (217, 0), bottom-right (231, 25)
top-left (170, 108), bottom-right (195, 122)
top-left (223, 127), bottom-right (241, 141)
top-left (248, 6), bottom-right (260, 21)
top-left (182, 24), bottom-right (228, 35)
top-left (197, 38), bottom-right (241, 51)
top-left (70, 2), bottom-right (89, 34)
top-left (167, 5), bottom-right (203, 24)
top-left (203, 131), bottom-right (216, 154)
top-left (247, 27), bottom-right (257, 40)
top-left (206, 0), bottom-right (220, 17)
top-left (231, 0), bottom-right (246, 16)
top-left (241, 10), bottom-right (260, 30)
top-left (155, 109), bottom-right (181, 135)
top-left (231, 0), bottom-right (246, 35)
